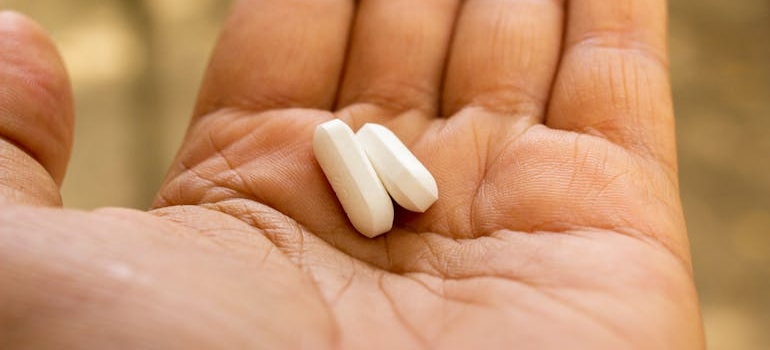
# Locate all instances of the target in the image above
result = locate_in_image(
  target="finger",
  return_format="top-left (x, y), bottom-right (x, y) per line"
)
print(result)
top-left (0, 12), bottom-right (74, 206)
top-left (336, 0), bottom-right (460, 125)
top-left (194, 0), bottom-right (354, 116)
top-left (545, 0), bottom-right (675, 168)
top-left (442, 0), bottom-right (564, 120)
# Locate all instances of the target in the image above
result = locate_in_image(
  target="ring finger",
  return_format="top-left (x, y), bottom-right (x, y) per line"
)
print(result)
top-left (442, 0), bottom-right (564, 122)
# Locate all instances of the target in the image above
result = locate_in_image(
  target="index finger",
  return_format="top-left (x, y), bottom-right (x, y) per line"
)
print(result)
top-left (545, 0), bottom-right (676, 170)
top-left (194, 0), bottom-right (354, 117)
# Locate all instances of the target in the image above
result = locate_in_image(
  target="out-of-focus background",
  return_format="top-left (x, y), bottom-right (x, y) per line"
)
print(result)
top-left (2, 0), bottom-right (768, 348)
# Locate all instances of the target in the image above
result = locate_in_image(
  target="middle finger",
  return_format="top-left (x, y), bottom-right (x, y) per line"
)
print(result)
top-left (336, 0), bottom-right (460, 126)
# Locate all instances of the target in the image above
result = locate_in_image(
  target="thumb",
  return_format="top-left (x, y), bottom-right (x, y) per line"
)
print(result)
top-left (0, 11), bottom-right (73, 206)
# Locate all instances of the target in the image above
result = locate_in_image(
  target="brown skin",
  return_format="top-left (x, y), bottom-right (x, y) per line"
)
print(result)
top-left (0, 0), bottom-right (704, 348)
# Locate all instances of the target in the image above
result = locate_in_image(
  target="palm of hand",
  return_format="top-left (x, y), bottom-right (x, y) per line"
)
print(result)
top-left (0, 2), bottom-right (703, 349)
top-left (142, 107), bottom-right (693, 348)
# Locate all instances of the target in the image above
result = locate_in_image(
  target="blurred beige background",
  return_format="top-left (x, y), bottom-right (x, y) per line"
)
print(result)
top-left (3, 1), bottom-right (768, 348)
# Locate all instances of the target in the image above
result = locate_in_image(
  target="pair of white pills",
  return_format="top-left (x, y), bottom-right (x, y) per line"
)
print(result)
top-left (313, 119), bottom-right (438, 238)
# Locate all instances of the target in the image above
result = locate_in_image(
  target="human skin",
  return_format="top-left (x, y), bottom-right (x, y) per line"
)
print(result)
top-left (0, 0), bottom-right (704, 348)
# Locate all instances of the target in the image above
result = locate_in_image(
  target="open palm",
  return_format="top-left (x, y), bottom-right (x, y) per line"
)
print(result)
top-left (0, 1), bottom-right (703, 348)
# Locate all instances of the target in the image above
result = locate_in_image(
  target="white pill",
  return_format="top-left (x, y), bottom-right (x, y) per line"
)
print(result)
top-left (313, 119), bottom-right (394, 238)
top-left (356, 123), bottom-right (438, 213)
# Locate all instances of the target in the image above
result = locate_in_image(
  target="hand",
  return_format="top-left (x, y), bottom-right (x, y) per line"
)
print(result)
top-left (0, 1), bottom-right (704, 348)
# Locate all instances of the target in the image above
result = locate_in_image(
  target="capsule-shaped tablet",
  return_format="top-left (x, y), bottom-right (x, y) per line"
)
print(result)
top-left (313, 119), bottom-right (394, 238)
top-left (356, 123), bottom-right (438, 213)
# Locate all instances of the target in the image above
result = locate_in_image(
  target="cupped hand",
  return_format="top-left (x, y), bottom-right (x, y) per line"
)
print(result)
top-left (0, 1), bottom-right (704, 349)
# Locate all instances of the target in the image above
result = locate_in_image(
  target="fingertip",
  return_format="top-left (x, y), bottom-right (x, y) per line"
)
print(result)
top-left (0, 10), bottom-right (52, 44)
top-left (0, 10), bottom-right (74, 186)
top-left (0, 10), bottom-right (29, 24)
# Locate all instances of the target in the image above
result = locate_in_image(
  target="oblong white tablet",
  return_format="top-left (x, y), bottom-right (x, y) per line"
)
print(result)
top-left (356, 123), bottom-right (438, 212)
top-left (313, 119), bottom-right (394, 238)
